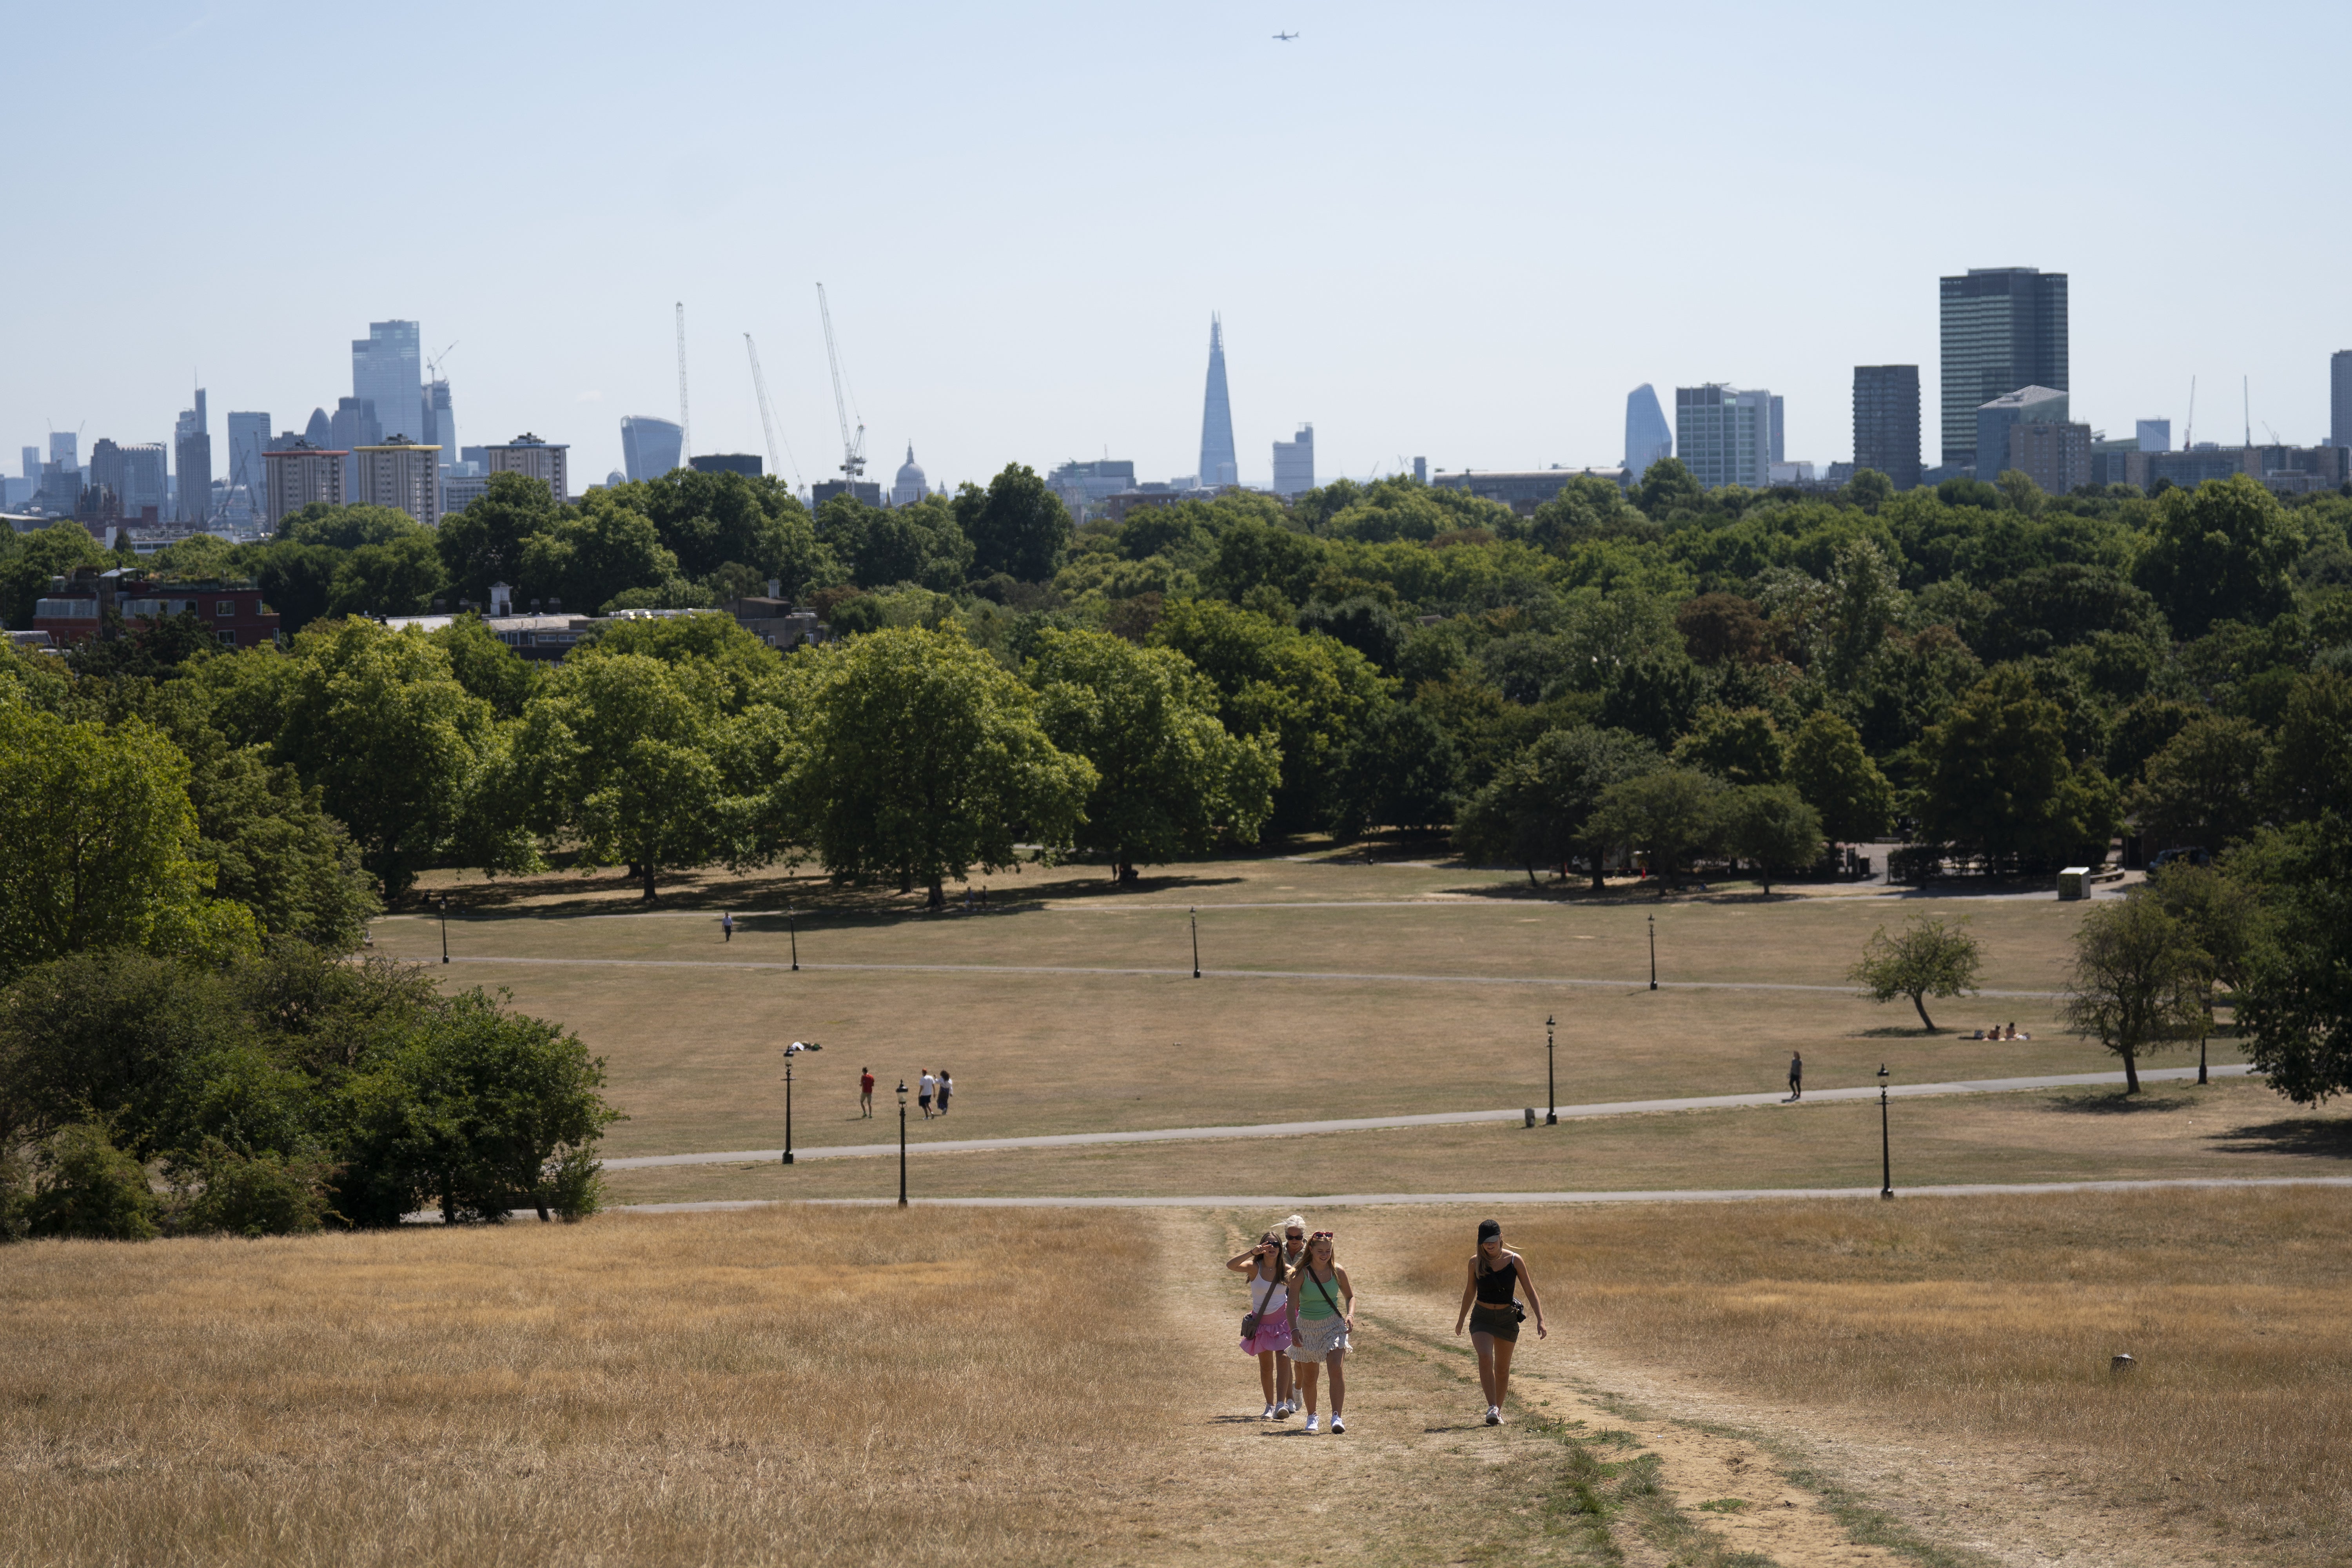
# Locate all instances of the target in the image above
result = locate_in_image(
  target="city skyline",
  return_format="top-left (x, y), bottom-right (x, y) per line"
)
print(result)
top-left (6, 2), bottom-right (2351, 494)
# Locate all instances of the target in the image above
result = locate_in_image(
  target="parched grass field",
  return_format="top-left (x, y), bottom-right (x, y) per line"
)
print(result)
top-left (372, 856), bottom-right (2221, 1167)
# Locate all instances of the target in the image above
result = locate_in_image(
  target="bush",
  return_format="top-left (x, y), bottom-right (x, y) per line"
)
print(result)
top-left (24, 1123), bottom-right (160, 1241)
top-left (173, 1143), bottom-right (337, 1236)
top-left (537, 1145), bottom-right (606, 1223)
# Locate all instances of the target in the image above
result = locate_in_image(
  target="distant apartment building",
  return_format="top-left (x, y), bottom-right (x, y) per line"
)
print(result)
top-left (441, 473), bottom-right (492, 516)
top-left (33, 566), bottom-right (279, 649)
top-left (1852, 365), bottom-right (1922, 490)
top-left (90, 440), bottom-right (169, 521)
top-left (352, 436), bottom-right (441, 526)
top-left (1940, 267), bottom-right (2068, 472)
top-left (2090, 436), bottom-right (2138, 488)
top-left (1624, 385), bottom-right (1671, 481)
top-left (1974, 386), bottom-right (2069, 481)
top-left (352, 320), bottom-right (424, 443)
top-left (2123, 443), bottom-right (2349, 495)
top-left (2006, 421), bottom-right (2092, 495)
top-left (620, 415), bottom-right (684, 482)
top-left (174, 389), bottom-right (212, 523)
top-left (1431, 467), bottom-right (1626, 515)
top-left (1271, 425), bottom-right (1315, 499)
top-left (2136, 418), bottom-right (2172, 454)
top-left (265, 439), bottom-right (348, 525)
top-left (329, 397), bottom-right (380, 459)
top-left (1768, 396), bottom-right (1785, 466)
top-left (1045, 458), bottom-right (1135, 521)
top-left (423, 379), bottom-right (455, 469)
top-left (1675, 385), bottom-right (1773, 489)
top-left (809, 479), bottom-right (883, 507)
top-left (483, 433), bottom-right (570, 503)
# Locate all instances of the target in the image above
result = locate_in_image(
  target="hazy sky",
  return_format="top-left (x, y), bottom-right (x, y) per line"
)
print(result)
top-left (9, 1), bottom-right (2350, 494)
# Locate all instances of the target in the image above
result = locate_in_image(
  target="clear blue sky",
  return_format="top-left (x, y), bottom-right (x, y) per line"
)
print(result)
top-left (9, 0), bottom-right (2349, 492)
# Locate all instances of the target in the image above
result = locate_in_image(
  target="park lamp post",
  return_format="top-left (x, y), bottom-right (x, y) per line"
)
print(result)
top-left (788, 907), bottom-right (799, 972)
top-left (1647, 913), bottom-right (1657, 991)
top-left (1545, 1014), bottom-right (1557, 1126)
top-left (1877, 1064), bottom-right (1893, 1200)
top-left (439, 895), bottom-right (450, 964)
top-left (780, 1051), bottom-right (795, 1166)
top-left (896, 1080), bottom-right (910, 1208)
top-left (1191, 907), bottom-right (1201, 979)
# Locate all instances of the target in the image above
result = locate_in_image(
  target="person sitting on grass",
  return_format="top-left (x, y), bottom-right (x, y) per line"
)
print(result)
top-left (1286, 1230), bottom-right (1355, 1435)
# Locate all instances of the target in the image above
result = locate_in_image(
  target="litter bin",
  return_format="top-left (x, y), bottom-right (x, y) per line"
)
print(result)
top-left (2057, 866), bottom-right (2091, 901)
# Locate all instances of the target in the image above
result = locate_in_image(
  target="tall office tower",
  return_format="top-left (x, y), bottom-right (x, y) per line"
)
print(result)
top-left (1270, 424), bottom-right (1315, 498)
top-left (352, 435), bottom-right (441, 526)
top-left (329, 397), bottom-right (380, 452)
top-left (21, 446), bottom-right (38, 484)
top-left (174, 389), bottom-right (212, 523)
top-left (225, 411), bottom-right (272, 521)
top-left (1198, 314), bottom-right (1238, 488)
top-left (1939, 266), bottom-right (2067, 472)
top-left (2136, 418), bottom-right (2172, 454)
top-left (1975, 386), bottom-right (2068, 481)
top-left (49, 432), bottom-right (78, 469)
top-left (619, 415), bottom-right (684, 481)
top-left (423, 379), bottom-right (455, 468)
top-left (265, 438), bottom-right (348, 526)
top-left (88, 441), bottom-right (167, 519)
top-left (483, 433), bottom-right (570, 503)
top-left (2333, 352), bottom-right (2352, 450)
top-left (1769, 395), bottom-right (1786, 465)
top-left (351, 320), bottom-right (424, 442)
top-left (1624, 385), bottom-right (1672, 481)
top-left (1852, 366), bottom-right (1922, 490)
top-left (304, 407), bottom-right (332, 444)
top-left (1674, 385), bottom-right (1773, 490)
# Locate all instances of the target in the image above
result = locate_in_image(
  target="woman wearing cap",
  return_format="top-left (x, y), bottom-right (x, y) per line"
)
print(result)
top-left (1225, 1227), bottom-right (1299, 1419)
top-left (1285, 1229), bottom-right (1355, 1434)
top-left (1454, 1218), bottom-right (1547, 1426)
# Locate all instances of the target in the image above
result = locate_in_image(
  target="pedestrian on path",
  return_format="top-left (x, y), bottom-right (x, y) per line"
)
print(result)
top-left (1227, 1230), bottom-right (1296, 1419)
top-left (721, 912), bottom-right (734, 943)
top-left (1286, 1230), bottom-right (1354, 1434)
top-left (1788, 1051), bottom-right (1802, 1102)
top-left (1455, 1219), bottom-right (1547, 1426)
top-left (918, 1069), bottom-right (936, 1119)
top-left (936, 1070), bottom-right (953, 1115)
top-left (859, 1068), bottom-right (875, 1118)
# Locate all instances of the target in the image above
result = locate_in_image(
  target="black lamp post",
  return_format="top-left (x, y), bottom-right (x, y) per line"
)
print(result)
top-left (1877, 1064), bottom-right (1893, 1200)
top-left (780, 1054), bottom-right (795, 1165)
top-left (439, 895), bottom-right (450, 964)
top-left (1647, 913), bottom-right (1656, 991)
top-left (1190, 907), bottom-right (1200, 980)
top-left (788, 908), bottom-right (799, 972)
top-left (896, 1080), bottom-right (909, 1208)
top-left (1544, 1014), bottom-right (1558, 1125)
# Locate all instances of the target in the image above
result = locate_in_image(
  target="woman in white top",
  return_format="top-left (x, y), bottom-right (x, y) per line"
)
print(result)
top-left (1226, 1225), bottom-right (1301, 1419)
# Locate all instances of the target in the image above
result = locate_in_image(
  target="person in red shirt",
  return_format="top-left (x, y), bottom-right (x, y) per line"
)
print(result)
top-left (859, 1068), bottom-right (875, 1119)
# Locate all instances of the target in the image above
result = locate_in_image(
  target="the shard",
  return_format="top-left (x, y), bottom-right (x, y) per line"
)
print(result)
top-left (1198, 314), bottom-right (1238, 487)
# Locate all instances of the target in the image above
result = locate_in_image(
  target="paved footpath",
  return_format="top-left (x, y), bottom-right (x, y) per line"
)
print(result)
top-left (437, 951), bottom-right (2068, 999)
top-left (604, 1174), bottom-right (2352, 1215)
top-left (602, 1063), bottom-right (2254, 1171)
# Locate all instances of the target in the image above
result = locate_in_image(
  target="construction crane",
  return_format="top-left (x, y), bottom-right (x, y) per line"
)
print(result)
top-left (426, 341), bottom-right (458, 381)
top-left (816, 282), bottom-right (865, 487)
top-left (744, 333), bottom-right (803, 490)
top-left (675, 302), bottom-right (693, 462)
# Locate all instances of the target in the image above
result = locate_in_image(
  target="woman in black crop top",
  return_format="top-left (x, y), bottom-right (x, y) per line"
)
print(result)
top-left (1453, 1218), bottom-right (1547, 1425)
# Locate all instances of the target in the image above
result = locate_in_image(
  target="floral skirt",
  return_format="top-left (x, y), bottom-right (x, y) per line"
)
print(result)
top-left (1291, 1313), bottom-right (1350, 1363)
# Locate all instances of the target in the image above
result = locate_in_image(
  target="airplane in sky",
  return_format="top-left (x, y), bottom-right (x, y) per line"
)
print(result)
top-left (1273, 31), bottom-right (1298, 41)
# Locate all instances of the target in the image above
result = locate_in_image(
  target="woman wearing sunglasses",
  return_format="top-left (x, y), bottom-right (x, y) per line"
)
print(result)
top-left (1226, 1224), bottom-right (1301, 1419)
top-left (1285, 1229), bottom-right (1354, 1434)
top-left (1454, 1218), bottom-right (1546, 1425)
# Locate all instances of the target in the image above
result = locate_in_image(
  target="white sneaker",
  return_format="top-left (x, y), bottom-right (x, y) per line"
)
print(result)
top-left (1277, 1398), bottom-right (1294, 1417)
top-left (1484, 1405), bottom-right (1501, 1426)
top-left (1261, 1403), bottom-right (1277, 1420)
top-left (1303, 1414), bottom-right (1320, 1434)
top-left (1330, 1415), bottom-right (1345, 1434)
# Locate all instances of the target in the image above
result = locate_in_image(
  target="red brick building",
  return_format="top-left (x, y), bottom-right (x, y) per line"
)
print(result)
top-left (33, 566), bottom-right (281, 649)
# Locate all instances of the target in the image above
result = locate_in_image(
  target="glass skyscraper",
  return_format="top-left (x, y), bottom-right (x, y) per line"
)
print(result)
top-left (1852, 365), bottom-right (1921, 490)
top-left (2333, 351), bottom-right (2352, 452)
top-left (621, 416), bottom-right (684, 482)
top-left (1623, 385), bottom-right (1671, 481)
top-left (226, 411), bottom-right (272, 520)
top-left (1198, 315), bottom-right (1237, 488)
top-left (1675, 384), bottom-right (1772, 490)
top-left (352, 320), bottom-right (424, 443)
top-left (1939, 267), bottom-right (2067, 472)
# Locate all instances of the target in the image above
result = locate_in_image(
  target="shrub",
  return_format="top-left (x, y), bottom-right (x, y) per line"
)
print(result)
top-left (25, 1123), bottom-right (160, 1241)
top-left (174, 1143), bottom-right (337, 1236)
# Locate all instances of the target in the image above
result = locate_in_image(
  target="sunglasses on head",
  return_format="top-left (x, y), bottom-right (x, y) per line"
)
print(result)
top-left (1310, 1230), bottom-right (1334, 1241)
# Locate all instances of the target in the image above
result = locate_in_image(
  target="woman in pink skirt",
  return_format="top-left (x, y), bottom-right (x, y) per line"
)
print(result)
top-left (1227, 1227), bottom-right (1299, 1419)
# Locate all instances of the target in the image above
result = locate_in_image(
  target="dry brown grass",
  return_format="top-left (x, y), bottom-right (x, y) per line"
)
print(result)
top-left (1401, 1188), bottom-right (2352, 1564)
top-left (0, 1209), bottom-right (1183, 1567)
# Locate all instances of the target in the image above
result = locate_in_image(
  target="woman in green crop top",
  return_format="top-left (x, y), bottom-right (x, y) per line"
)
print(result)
top-left (1284, 1230), bottom-right (1355, 1434)
top-left (1454, 1218), bottom-right (1547, 1426)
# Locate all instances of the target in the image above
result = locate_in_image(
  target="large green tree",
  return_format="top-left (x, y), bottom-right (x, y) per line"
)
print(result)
top-left (2131, 714), bottom-right (2269, 853)
top-left (1452, 726), bottom-right (1660, 888)
top-left (2133, 475), bottom-right (2303, 637)
top-left (1590, 767), bottom-right (1724, 891)
top-left (1326, 701), bottom-right (1462, 838)
top-left (517, 492), bottom-right (680, 613)
top-left (0, 707), bottom-right (258, 980)
top-left (954, 464), bottom-right (1072, 583)
top-left (775, 627), bottom-right (1095, 907)
top-left (1786, 709), bottom-right (1893, 841)
top-left (1713, 784), bottom-right (1824, 895)
top-left (1914, 666), bottom-right (2120, 870)
top-left (1026, 629), bottom-right (1276, 880)
top-left (436, 472), bottom-right (562, 605)
top-left (2061, 889), bottom-right (2211, 1094)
